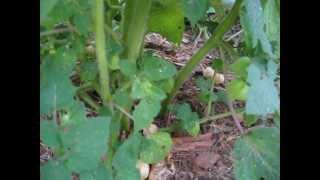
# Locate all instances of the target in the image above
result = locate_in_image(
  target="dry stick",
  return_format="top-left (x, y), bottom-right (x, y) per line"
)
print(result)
top-left (200, 109), bottom-right (245, 124)
top-left (220, 47), bottom-right (244, 134)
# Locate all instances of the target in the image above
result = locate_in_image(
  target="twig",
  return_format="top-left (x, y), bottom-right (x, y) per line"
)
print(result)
top-left (225, 29), bottom-right (243, 42)
top-left (200, 109), bottom-right (245, 124)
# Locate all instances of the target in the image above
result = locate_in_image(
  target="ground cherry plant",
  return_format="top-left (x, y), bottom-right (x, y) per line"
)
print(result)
top-left (40, 0), bottom-right (280, 179)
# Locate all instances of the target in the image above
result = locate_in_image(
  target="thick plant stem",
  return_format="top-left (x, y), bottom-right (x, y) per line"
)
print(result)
top-left (161, 0), bottom-right (243, 115)
top-left (95, 0), bottom-right (112, 105)
top-left (121, 0), bottom-right (152, 62)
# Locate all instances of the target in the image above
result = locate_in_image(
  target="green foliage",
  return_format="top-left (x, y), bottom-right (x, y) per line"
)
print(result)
top-left (230, 57), bottom-right (250, 79)
top-left (181, 0), bottom-right (209, 26)
top-left (112, 134), bottom-right (142, 180)
top-left (148, 0), bottom-right (185, 44)
top-left (142, 55), bottom-right (177, 81)
top-left (246, 61), bottom-right (279, 116)
top-left (233, 127), bottom-right (280, 180)
top-left (40, 160), bottom-right (70, 180)
top-left (227, 79), bottom-right (248, 101)
top-left (40, 49), bottom-right (77, 114)
top-left (196, 77), bottom-right (216, 103)
top-left (40, 0), bottom-right (280, 179)
top-left (140, 132), bottom-right (172, 164)
top-left (240, 0), bottom-right (273, 57)
top-left (174, 103), bottom-right (200, 137)
top-left (133, 99), bottom-right (161, 133)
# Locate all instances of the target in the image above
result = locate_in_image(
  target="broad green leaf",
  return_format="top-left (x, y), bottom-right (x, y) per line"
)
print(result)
top-left (113, 89), bottom-right (133, 109)
top-left (243, 114), bottom-right (257, 127)
top-left (63, 117), bottom-right (111, 172)
top-left (133, 99), bottom-right (161, 133)
top-left (267, 60), bottom-right (278, 80)
top-left (175, 103), bottom-right (200, 137)
top-left (143, 56), bottom-right (177, 81)
top-left (131, 78), bottom-right (166, 101)
top-left (40, 0), bottom-right (60, 22)
top-left (148, 0), bottom-right (185, 44)
top-left (246, 63), bottom-right (279, 116)
top-left (40, 50), bottom-right (77, 115)
top-left (262, 0), bottom-right (280, 59)
top-left (40, 120), bottom-right (60, 148)
top-left (227, 79), bottom-right (249, 101)
top-left (119, 60), bottom-right (137, 77)
top-left (80, 165), bottom-right (113, 180)
top-left (240, 0), bottom-right (273, 57)
top-left (196, 77), bottom-right (211, 91)
top-left (181, 0), bottom-right (209, 26)
top-left (41, 1), bottom-right (78, 28)
top-left (230, 57), bottom-right (251, 79)
top-left (140, 132), bottom-right (172, 164)
top-left (233, 127), bottom-right (280, 180)
top-left (112, 134), bottom-right (142, 180)
top-left (158, 78), bottom-right (175, 93)
top-left (74, 13), bottom-right (92, 36)
top-left (41, 160), bottom-right (70, 180)
top-left (195, 77), bottom-right (216, 103)
top-left (211, 58), bottom-right (224, 73)
top-left (79, 60), bottom-right (98, 82)
top-left (109, 55), bottom-right (120, 70)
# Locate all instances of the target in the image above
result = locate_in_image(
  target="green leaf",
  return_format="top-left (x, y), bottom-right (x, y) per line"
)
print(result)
top-left (233, 127), bottom-right (280, 180)
top-left (74, 14), bottom-right (92, 35)
top-left (62, 117), bottom-right (111, 172)
top-left (246, 63), bottom-right (279, 116)
top-left (143, 55), bottom-right (177, 81)
top-left (240, 0), bottom-right (273, 57)
top-left (79, 60), bottom-right (98, 82)
top-left (140, 132), bottom-right (172, 164)
top-left (230, 57), bottom-right (251, 79)
top-left (262, 0), bottom-right (280, 58)
top-left (226, 79), bottom-right (249, 101)
top-left (40, 0), bottom-right (60, 22)
top-left (109, 55), bottom-right (120, 70)
top-left (112, 134), bottom-right (142, 180)
top-left (157, 78), bottom-right (175, 93)
top-left (41, 160), bottom-right (70, 180)
top-left (40, 50), bottom-right (77, 115)
top-left (181, 0), bottom-right (209, 26)
top-left (174, 103), bottom-right (200, 137)
top-left (131, 78), bottom-right (166, 101)
top-left (148, 0), bottom-right (185, 44)
top-left (195, 77), bottom-right (216, 104)
top-left (211, 58), bottom-right (224, 72)
top-left (133, 99), bottom-right (161, 133)
top-left (40, 120), bottom-right (60, 149)
top-left (119, 60), bottom-right (137, 77)
top-left (243, 114), bottom-right (257, 127)
top-left (80, 165), bottom-right (113, 180)
top-left (114, 89), bottom-right (133, 109)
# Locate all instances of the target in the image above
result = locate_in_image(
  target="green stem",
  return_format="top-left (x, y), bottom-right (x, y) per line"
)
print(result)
top-left (95, 0), bottom-right (112, 105)
top-left (121, 0), bottom-right (152, 62)
top-left (206, 80), bottom-right (215, 117)
top-left (221, 40), bottom-right (239, 61)
top-left (161, 0), bottom-right (243, 115)
top-left (200, 109), bottom-right (245, 124)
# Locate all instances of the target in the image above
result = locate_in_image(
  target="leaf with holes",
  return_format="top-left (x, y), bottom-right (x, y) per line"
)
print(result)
top-left (61, 117), bottom-right (111, 172)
